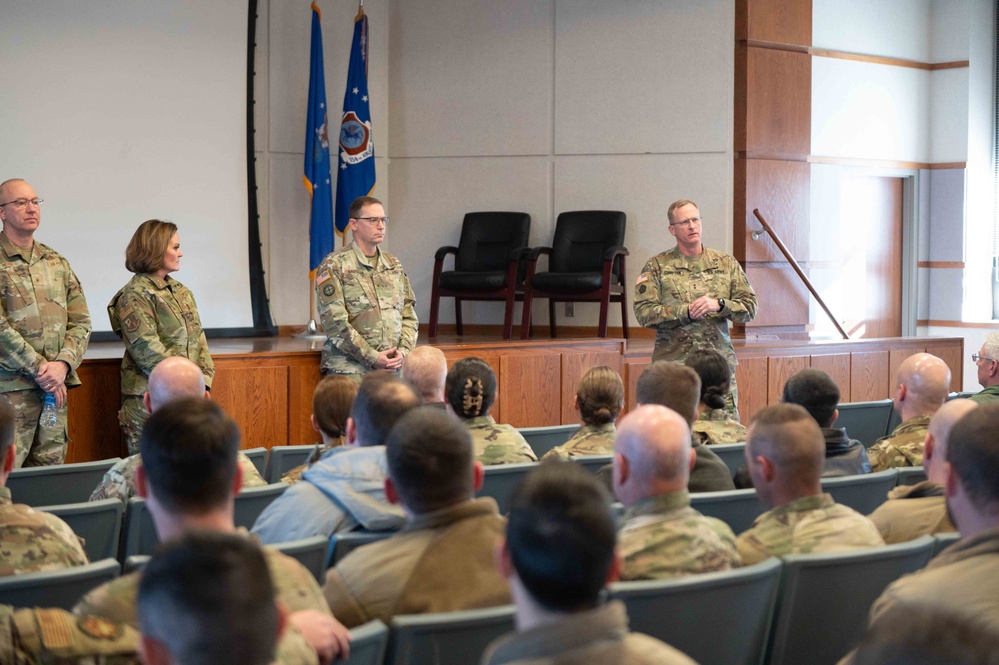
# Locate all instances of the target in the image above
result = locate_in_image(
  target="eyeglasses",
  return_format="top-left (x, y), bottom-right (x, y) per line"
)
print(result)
top-left (354, 216), bottom-right (389, 226)
top-left (670, 217), bottom-right (701, 228)
top-left (972, 353), bottom-right (997, 364)
top-left (0, 198), bottom-right (43, 210)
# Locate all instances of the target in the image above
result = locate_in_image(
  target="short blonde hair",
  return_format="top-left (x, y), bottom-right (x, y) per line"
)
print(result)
top-left (125, 219), bottom-right (178, 274)
top-left (667, 199), bottom-right (698, 224)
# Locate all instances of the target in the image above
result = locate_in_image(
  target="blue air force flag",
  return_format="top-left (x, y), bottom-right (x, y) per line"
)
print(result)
top-left (304, 2), bottom-right (334, 277)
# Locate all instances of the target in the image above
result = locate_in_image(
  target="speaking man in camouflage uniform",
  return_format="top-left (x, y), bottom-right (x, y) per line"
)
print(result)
top-left (613, 404), bottom-right (741, 580)
top-left (868, 353), bottom-right (951, 472)
top-left (0, 179), bottom-right (91, 467)
top-left (737, 404), bottom-right (884, 564)
top-left (315, 196), bottom-right (417, 380)
top-left (634, 199), bottom-right (756, 420)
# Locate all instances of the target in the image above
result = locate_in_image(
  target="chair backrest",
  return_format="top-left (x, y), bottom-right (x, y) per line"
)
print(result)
top-left (821, 469), bottom-right (898, 515)
top-left (243, 447), bottom-right (269, 476)
top-left (609, 557), bottom-right (783, 665)
top-left (932, 531), bottom-right (960, 557)
top-left (274, 535), bottom-right (331, 583)
top-left (8, 458), bottom-right (121, 506)
top-left (549, 211), bottom-right (627, 279)
top-left (123, 554), bottom-right (150, 574)
top-left (476, 462), bottom-right (537, 514)
top-left (386, 605), bottom-right (517, 665)
top-left (571, 453), bottom-right (614, 475)
top-left (690, 488), bottom-right (767, 534)
top-left (455, 212), bottom-right (531, 273)
top-left (711, 442), bottom-right (746, 476)
top-left (233, 483), bottom-right (289, 529)
top-left (327, 530), bottom-right (396, 568)
top-left (0, 558), bottom-right (121, 611)
top-left (767, 535), bottom-right (935, 665)
top-left (341, 620), bottom-right (389, 665)
top-left (517, 424), bottom-right (578, 459)
top-left (895, 466), bottom-right (928, 487)
top-left (37, 498), bottom-right (124, 562)
top-left (832, 400), bottom-right (893, 447)
top-left (265, 445), bottom-right (318, 483)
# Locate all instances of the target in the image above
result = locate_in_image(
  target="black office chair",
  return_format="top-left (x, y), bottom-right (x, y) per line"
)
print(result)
top-left (520, 210), bottom-right (628, 339)
top-left (429, 212), bottom-right (531, 340)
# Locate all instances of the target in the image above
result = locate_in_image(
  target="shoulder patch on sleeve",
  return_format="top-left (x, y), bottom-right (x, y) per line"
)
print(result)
top-left (636, 272), bottom-right (649, 285)
top-left (76, 616), bottom-right (122, 641)
top-left (316, 270), bottom-right (331, 286)
top-left (123, 313), bottom-right (140, 334)
top-left (36, 609), bottom-right (74, 649)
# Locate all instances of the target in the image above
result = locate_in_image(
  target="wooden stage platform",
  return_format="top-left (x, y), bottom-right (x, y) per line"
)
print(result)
top-left (65, 332), bottom-right (963, 464)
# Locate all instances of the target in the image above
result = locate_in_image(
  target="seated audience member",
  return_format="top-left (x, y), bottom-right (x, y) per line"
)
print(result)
top-left (737, 404), bottom-right (884, 565)
top-left (542, 366), bottom-right (623, 461)
top-left (137, 532), bottom-right (283, 665)
top-left (868, 399), bottom-right (976, 543)
top-left (75, 398), bottom-right (350, 665)
top-left (481, 461), bottom-right (697, 665)
top-left (869, 353), bottom-right (951, 471)
top-left (851, 604), bottom-right (999, 665)
top-left (614, 405), bottom-right (740, 579)
top-left (686, 348), bottom-right (748, 445)
top-left (281, 375), bottom-right (358, 483)
top-left (252, 374), bottom-right (418, 544)
top-left (0, 395), bottom-right (88, 575)
top-left (971, 332), bottom-right (999, 405)
top-left (402, 345), bottom-right (448, 408)
top-left (0, 605), bottom-right (138, 661)
top-left (90, 356), bottom-right (266, 502)
top-left (864, 403), bottom-right (999, 633)
top-left (324, 407), bottom-right (510, 627)
top-left (446, 358), bottom-right (536, 465)
top-left (782, 368), bottom-right (871, 476)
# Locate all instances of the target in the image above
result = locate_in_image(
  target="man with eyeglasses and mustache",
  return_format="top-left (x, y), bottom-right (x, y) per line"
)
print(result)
top-left (0, 179), bottom-right (91, 467)
top-left (634, 199), bottom-right (756, 421)
top-left (315, 195), bottom-right (417, 380)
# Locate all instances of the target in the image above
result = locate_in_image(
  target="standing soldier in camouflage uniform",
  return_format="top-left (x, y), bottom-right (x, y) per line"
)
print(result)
top-left (445, 358), bottom-right (536, 465)
top-left (737, 404), bottom-right (884, 565)
top-left (686, 348), bottom-right (748, 445)
top-left (0, 179), bottom-right (91, 467)
top-left (614, 405), bottom-right (741, 579)
top-left (634, 199), bottom-right (757, 420)
top-left (108, 219), bottom-right (214, 454)
top-left (542, 366), bottom-right (623, 461)
top-left (315, 196), bottom-right (418, 380)
top-left (868, 353), bottom-right (951, 472)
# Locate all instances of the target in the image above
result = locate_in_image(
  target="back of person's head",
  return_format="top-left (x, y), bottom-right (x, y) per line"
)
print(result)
top-left (402, 346), bottom-right (448, 402)
top-left (147, 356), bottom-right (207, 412)
top-left (576, 366), bottom-right (624, 426)
top-left (313, 375), bottom-right (358, 440)
top-left (139, 398), bottom-right (240, 514)
top-left (925, 398), bottom-right (978, 482)
top-left (506, 462), bottom-right (616, 612)
top-left (445, 357), bottom-right (497, 420)
top-left (351, 373), bottom-right (421, 447)
top-left (685, 349), bottom-right (731, 411)
top-left (853, 604), bottom-right (999, 665)
top-left (385, 407), bottom-right (475, 514)
top-left (0, 396), bottom-right (15, 474)
top-left (138, 531), bottom-right (279, 665)
top-left (946, 402), bottom-right (999, 512)
top-left (747, 403), bottom-right (825, 491)
top-left (896, 352), bottom-right (951, 414)
top-left (781, 368), bottom-right (840, 427)
top-left (614, 405), bottom-right (692, 503)
top-left (635, 361), bottom-right (700, 426)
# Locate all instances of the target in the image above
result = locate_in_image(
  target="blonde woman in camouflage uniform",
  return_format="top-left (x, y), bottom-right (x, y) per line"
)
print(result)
top-left (445, 357), bottom-right (537, 465)
top-left (541, 366), bottom-right (623, 461)
top-left (108, 220), bottom-right (214, 454)
top-left (686, 348), bottom-right (748, 446)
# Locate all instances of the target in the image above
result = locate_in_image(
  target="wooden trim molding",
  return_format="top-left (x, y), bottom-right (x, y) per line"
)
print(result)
top-left (918, 261), bottom-right (965, 269)
top-left (808, 156), bottom-right (966, 170)
top-left (917, 320), bottom-right (999, 329)
top-left (811, 48), bottom-right (968, 71)
top-left (743, 39), bottom-right (810, 54)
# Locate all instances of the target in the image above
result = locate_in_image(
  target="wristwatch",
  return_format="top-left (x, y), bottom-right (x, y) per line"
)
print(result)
top-left (717, 298), bottom-right (726, 311)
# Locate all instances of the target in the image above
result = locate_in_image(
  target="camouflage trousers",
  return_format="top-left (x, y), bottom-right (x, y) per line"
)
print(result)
top-left (118, 396), bottom-right (148, 456)
top-left (4, 389), bottom-right (68, 468)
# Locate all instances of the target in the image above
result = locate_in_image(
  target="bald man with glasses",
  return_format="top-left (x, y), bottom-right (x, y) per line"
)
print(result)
top-left (0, 178), bottom-right (91, 467)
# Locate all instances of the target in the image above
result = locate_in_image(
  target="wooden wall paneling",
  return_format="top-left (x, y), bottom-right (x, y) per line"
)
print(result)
top-left (744, 265), bottom-right (809, 327)
top-left (735, 356), bottom-right (768, 422)
top-left (809, 353), bottom-right (852, 403)
top-left (67, 360), bottom-right (124, 463)
top-left (888, 347), bottom-right (920, 390)
top-left (560, 353), bottom-right (623, 425)
top-left (850, 351), bottom-right (890, 401)
top-left (212, 365), bottom-right (288, 450)
top-left (623, 360), bottom-right (651, 415)
top-left (499, 353), bottom-right (561, 428)
top-left (286, 364), bottom-right (323, 446)
top-left (745, 47), bottom-right (811, 156)
top-left (443, 351), bottom-right (502, 423)
top-left (767, 356), bottom-right (809, 404)
top-left (737, 0), bottom-right (812, 45)
top-left (925, 343), bottom-right (964, 392)
top-left (742, 160), bottom-right (811, 262)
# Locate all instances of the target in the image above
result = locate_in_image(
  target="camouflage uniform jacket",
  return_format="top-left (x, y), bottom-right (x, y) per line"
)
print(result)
top-left (462, 415), bottom-right (538, 465)
top-left (868, 481), bottom-right (955, 544)
top-left (737, 493), bottom-right (885, 565)
top-left (693, 409), bottom-right (748, 445)
top-left (619, 489), bottom-right (741, 580)
top-left (107, 273), bottom-right (214, 395)
top-left (868, 414), bottom-right (931, 472)
top-left (633, 246), bottom-right (757, 367)
top-left (540, 423), bottom-right (613, 462)
top-left (0, 234), bottom-right (91, 392)
top-left (970, 384), bottom-right (999, 404)
top-left (89, 451), bottom-right (267, 503)
top-left (0, 486), bottom-right (89, 576)
top-left (314, 243), bottom-right (418, 376)
top-left (0, 605), bottom-right (139, 665)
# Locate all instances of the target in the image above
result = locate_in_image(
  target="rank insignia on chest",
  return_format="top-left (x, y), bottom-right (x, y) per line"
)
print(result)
top-left (323, 284), bottom-right (336, 297)
top-left (77, 616), bottom-right (122, 640)
top-left (123, 314), bottom-right (140, 334)
top-left (316, 270), bottom-right (331, 286)
top-left (636, 272), bottom-right (648, 285)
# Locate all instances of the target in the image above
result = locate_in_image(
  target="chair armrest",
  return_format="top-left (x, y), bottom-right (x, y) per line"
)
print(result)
top-left (434, 246), bottom-right (459, 261)
top-left (603, 246), bottom-right (629, 260)
top-left (526, 246), bottom-right (553, 262)
top-left (507, 246), bottom-right (533, 261)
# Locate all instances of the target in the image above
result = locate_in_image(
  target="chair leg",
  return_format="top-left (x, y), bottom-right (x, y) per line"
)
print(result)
top-left (549, 300), bottom-right (558, 338)
top-left (502, 292), bottom-right (515, 340)
top-left (429, 288), bottom-right (441, 338)
top-left (620, 295), bottom-right (629, 339)
top-left (520, 289), bottom-right (533, 340)
top-left (598, 297), bottom-right (609, 338)
top-left (455, 299), bottom-right (463, 336)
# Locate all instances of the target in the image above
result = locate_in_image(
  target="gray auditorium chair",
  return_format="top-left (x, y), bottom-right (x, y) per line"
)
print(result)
top-left (932, 531), bottom-right (960, 557)
top-left (609, 557), bottom-right (782, 665)
top-left (265, 444), bottom-right (318, 483)
top-left (766, 535), bottom-right (935, 665)
top-left (832, 400), bottom-right (893, 447)
top-left (476, 462), bottom-right (537, 513)
top-left (341, 620), bottom-right (389, 665)
top-left (517, 424), bottom-right (578, 459)
top-left (7, 458), bottom-right (121, 507)
top-left (821, 469), bottom-right (898, 514)
top-left (0, 558), bottom-right (120, 611)
top-left (710, 442), bottom-right (746, 476)
top-left (386, 605), bottom-right (516, 665)
top-left (326, 530), bottom-right (396, 568)
top-left (895, 466), bottom-right (928, 486)
top-left (37, 498), bottom-right (124, 562)
top-left (243, 446), bottom-right (268, 476)
top-left (690, 488), bottom-right (766, 534)
top-left (233, 483), bottom-right (289, 529)
top-left (274, 535), bottom-right (330, 582)
top-left (571, 453), bottom-right (614, 475)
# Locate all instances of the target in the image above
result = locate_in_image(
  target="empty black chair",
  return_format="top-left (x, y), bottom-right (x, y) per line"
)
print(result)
top-left (429, 212), bottom-right (531, 340)
top-left (521, 210), bottom-right (628, 339)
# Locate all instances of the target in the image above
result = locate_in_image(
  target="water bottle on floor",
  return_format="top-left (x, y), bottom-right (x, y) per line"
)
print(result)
top-left (40, 393), bottom-right (58, 428)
